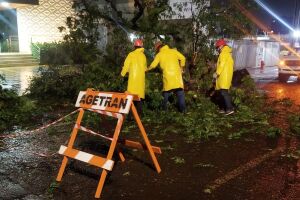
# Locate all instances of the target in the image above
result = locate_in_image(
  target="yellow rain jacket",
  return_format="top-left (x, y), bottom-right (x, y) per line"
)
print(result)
top-left (216, 46), bottom-right (234, 90)
top-left (121, 48), bottom-right (147, 99)
top-left (149, 45), bottom-right (186, 91)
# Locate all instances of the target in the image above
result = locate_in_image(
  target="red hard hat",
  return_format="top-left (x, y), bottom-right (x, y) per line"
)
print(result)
top-left (134, 39), bottom-right (143, 47)
top-left (154, 41), bottom-right (163, 51)
top-left (215, 39), bottom-right (227, 48)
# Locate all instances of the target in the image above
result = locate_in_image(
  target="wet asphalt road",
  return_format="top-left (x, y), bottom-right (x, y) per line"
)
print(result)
top-left (230, 66), bottom-right (300, 200)
top-left (247, 66), bottom-right (300, 105)
top-left (258, 81), bottom-right (300, 105)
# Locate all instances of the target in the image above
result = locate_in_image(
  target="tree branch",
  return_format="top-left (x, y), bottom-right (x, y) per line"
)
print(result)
top-left (131, 0), bottom-right (145, 29)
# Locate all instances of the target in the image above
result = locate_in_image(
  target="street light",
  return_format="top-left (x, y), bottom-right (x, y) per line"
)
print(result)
top-left (293, 30), bottom-right (300, 38)
top-left (129, 33), bottom-right (137, 42)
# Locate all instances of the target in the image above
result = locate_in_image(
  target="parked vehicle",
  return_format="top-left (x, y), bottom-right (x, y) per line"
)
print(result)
top-left (278, 56), bottom-right (300, 82)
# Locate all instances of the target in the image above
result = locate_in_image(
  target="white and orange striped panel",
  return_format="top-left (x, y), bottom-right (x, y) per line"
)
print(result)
top-left (75, 90), bottom-right (133, 114)
top-left (87, 109), bottom-right (123, 119)
top-left (58, 145), bottom-right (114, 171)
top-left (74, 124), bottom-right (113, 141)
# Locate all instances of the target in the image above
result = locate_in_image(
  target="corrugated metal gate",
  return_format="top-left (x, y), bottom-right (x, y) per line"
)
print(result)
top-left (231, 40), bottom-right (280, 69)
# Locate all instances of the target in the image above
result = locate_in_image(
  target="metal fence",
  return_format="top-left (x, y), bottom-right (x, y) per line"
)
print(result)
top-left (231, 40), bottom-right (280, 69)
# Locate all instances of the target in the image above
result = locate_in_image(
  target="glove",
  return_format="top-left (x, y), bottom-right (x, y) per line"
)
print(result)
top-left (213, 73), bottom-right (218, 79)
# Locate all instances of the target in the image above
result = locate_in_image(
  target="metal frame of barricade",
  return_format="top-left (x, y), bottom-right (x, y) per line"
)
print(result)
top-left (55, 90), bottom-right (162, 198)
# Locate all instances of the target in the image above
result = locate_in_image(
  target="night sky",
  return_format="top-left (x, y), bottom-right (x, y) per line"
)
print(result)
top-left (255, 0), bottom-right (298, 34)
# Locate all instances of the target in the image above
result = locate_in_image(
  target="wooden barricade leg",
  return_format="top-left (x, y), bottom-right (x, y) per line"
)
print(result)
top-left (56, 108), bottom-right (85, 181)
top-left (131, 103), bottom-right (162, 173)
top-left (95, 115), bottom-right (124, 198)
top-left (118, 139), bottom-right (162, 154)
top-left (117, 148), bottom-right (126, 162)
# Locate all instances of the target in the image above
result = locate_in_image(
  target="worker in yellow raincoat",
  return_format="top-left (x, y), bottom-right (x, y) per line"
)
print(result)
top-left (214, 38), bottom-right (234, 115)
top-left (148, 42), bottom-right (186, 112)
top-left (121, 39), bottom-right (147, 115)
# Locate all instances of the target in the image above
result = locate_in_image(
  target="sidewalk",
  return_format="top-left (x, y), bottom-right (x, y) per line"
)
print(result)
top-left (246, 66), bottom-right (278, 81)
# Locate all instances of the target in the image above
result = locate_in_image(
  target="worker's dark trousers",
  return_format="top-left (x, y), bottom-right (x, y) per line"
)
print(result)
top-left (134, 100), bottom-right (143, 116)
top-left (128, 100), bottom-right (143, 120)
top-left (219, 89), bottom-right (234, 111)
top-left (162, 88), bottom-right (186, 112)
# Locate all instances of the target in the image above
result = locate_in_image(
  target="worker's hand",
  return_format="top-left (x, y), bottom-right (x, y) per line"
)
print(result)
top-left (213, 72), bottom-right (219, 79)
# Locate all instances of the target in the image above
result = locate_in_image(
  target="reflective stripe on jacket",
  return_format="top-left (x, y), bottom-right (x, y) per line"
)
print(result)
top-left (149, 45), bottom-right (186, 91)
top-left (216, 46), bottom-right (234, 90)
top-left (121, 48), bottom-right (147, 98)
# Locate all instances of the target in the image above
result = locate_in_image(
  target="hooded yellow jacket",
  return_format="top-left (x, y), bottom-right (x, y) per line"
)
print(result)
top-left (149, 45), bottom-right (186, 91)
top-left (121, 48), bottom-right (147, 99)
top-left (216, 46), bottom-right (234, 90)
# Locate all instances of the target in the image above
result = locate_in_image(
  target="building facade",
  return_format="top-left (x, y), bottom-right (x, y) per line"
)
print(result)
top-left (0, 0), bottom-right (74, 53)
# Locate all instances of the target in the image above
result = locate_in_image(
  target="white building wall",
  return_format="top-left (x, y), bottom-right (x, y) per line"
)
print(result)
top-left (16, 0), bottom-right (74, 53)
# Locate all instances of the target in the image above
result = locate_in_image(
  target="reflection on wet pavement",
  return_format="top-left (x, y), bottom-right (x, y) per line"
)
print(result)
top-left (257, 82), bottom-right (300, 105)
top-left (246, 66), bottom-right (300, 105)
top-left (0, 66), bottom-right (40, 95)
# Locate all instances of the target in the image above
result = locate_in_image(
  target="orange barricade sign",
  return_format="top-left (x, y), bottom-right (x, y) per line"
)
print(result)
top-left (56, 89), bottom-right (162, 198)
top-left (75, 90), bottom-right (133, 114)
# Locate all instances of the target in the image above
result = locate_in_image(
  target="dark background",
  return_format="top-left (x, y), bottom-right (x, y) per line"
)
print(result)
top-left (255, 0), bottom-right (299, 34)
